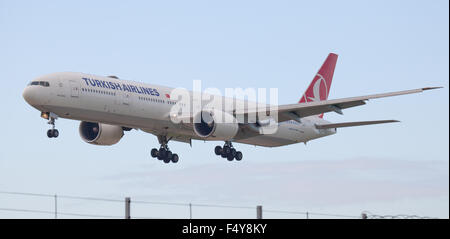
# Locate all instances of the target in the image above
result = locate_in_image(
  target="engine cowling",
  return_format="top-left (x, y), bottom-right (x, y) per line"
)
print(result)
top-left (193, 110), bottom-right (239, 140)
top-left (79, 121), bottom-right (124, 145)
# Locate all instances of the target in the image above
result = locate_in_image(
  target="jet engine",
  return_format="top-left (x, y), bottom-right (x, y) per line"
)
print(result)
top-left (193, 110), bottom-right (239, 140)
top-left (79, 121), bottom-right (124, 145)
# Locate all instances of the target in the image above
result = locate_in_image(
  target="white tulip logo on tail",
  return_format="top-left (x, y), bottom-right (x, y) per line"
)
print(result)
top-left (307, 73), bottom-right (328, 102)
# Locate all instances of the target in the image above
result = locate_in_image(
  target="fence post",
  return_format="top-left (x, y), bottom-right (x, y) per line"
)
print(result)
top-left (125, 197), bottom-right (131, 219)
top-left (256, 205), bottom-right (263, 219)
top-left (54, 194), bottom-right (57, 219)
top-left (189, 203), bottom-right (192, 219)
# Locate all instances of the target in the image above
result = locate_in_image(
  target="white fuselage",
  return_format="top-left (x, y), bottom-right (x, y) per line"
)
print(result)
top-left (22, 72), bottom-right (336, 147)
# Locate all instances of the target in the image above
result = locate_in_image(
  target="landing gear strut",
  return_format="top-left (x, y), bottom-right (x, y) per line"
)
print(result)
top-left (214, 141), bottom-right (243, 161)
top-left (45, 112), bottom-right (59, 138)
top-left (150, 136), bottom-right (179, 164)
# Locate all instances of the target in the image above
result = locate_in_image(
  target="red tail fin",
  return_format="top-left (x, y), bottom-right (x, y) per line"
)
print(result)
top-left (299, 53), bottom-right (338, 118)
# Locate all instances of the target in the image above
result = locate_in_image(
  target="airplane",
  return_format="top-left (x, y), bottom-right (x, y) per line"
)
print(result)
top-left (22, 53), bottom-right (440, 164)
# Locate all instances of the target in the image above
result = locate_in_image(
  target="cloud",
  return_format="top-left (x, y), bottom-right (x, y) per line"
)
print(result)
top-left (101, 158), bottom-right (449, 208)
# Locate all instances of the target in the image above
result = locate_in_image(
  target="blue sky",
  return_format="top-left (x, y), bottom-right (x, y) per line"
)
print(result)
top-left (0, 0), bottom-right (448, 218)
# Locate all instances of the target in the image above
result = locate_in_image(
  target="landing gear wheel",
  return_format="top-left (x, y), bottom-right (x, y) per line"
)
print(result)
top-left (47, 129), bottom-right (59, 138)
top-left (157, 148), bottom-right (167, 160)
top-left (223, 146), bottom-right (231, 155)
top-left (171, 154), bottom-right (179, 163)
top-left (151, 148), bottom-right (158, 158)
top-left (227, 153), bottom-right (234, 161)
top-left (163, 157), bottom-right (171, 163)
top-left (166, 151), bottom-right (173, 161)
top-left (235, 151), bottom-right (243, 161)
top-left (214, 146), bottom-right (222, 155)
top-left (52, 129), bottom-right (59, 138)
top-left (230, 148), bottom-right (236, 157)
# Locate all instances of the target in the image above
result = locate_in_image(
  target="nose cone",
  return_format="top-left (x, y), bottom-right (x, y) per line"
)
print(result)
top-left (23, 86), bottom-right (42, 106)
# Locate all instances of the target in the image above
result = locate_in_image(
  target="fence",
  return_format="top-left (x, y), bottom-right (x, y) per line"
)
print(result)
top-left (0, 191), bottom-right (436, 219)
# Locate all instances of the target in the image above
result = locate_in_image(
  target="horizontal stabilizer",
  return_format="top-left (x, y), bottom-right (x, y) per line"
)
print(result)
top-left (315, 120), bottom-right (399, 129)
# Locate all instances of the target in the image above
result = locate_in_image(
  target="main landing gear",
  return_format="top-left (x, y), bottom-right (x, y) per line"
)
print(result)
top-left (150, 136), bottom-right (179, 164)
top-left (44, 112), bottom-right (59, 138)
top-left (214, 141), bottom-right (243, 161)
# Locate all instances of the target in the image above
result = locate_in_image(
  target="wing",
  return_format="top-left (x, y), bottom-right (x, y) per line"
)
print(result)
top-left (242, 87), bottom-right (441, 123)
top-left (315, 120), bottom-right (399, 129)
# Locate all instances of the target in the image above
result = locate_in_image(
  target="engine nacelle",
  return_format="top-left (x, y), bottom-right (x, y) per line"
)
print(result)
top-left (79, 121), bottom-right (124, 146)
top-left (193, 110), bottom-right (239, 140)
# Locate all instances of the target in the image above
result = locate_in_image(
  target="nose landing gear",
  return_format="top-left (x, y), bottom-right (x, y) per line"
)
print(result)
top-left (44, 112), bottom-right (59, 138)
top-left (214, 141), bottom-right (243, 161)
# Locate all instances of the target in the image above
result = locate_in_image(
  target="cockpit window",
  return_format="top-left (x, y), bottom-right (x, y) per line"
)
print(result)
top-left (28, 81), bottom-right (50, 87)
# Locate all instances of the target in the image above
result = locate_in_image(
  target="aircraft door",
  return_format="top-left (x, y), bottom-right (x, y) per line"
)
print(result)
top-left (69, 80), bottom-right (80, 98)
top-left (114, 91), bottom-right (131, 114)
top-left (56, 80), bottom-right (66, 97)
top-left (122, 92), bottom-right (130, 106)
